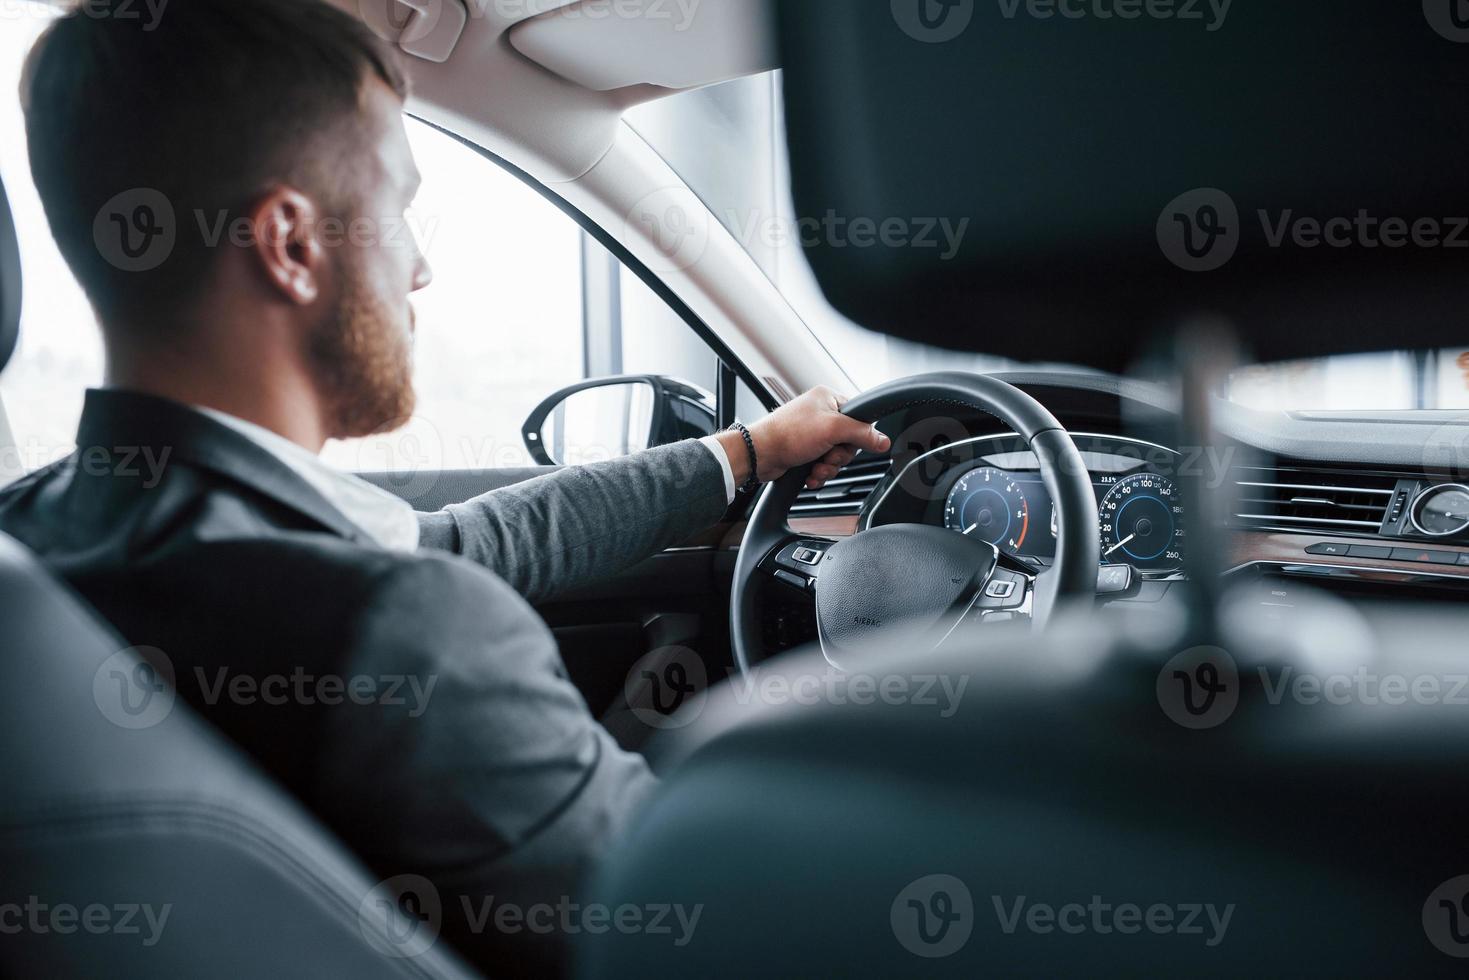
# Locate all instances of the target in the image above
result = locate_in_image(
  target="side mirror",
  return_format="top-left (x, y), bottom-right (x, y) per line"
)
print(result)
top-left (522, 376), bottom-right (717, 466)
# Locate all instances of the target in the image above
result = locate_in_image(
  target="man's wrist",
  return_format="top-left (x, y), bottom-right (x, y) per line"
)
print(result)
top-left (714, 429), bottom-right (753, 490)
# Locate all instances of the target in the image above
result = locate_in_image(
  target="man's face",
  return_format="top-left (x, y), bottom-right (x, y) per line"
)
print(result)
top-left (308, 78), bottom-right (432, 440)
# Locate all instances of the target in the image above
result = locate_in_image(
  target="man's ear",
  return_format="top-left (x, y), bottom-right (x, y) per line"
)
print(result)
top-left (246, 186), bottom-right (326, 305)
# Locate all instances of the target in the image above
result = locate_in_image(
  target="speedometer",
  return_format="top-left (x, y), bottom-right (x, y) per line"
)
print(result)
top-left (1098, 473), bottom-right (1184, 572)
top-left (944, 467), bottom-right (1031, 554)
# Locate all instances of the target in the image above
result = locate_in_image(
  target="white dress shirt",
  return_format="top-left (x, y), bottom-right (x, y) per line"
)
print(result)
top-left (195, 407), bottom-right (737, 553)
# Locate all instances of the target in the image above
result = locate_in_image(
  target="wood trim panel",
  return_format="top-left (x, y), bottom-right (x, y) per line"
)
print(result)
top-left (789, 516), bottom-right (860, 539)
top-left (711, 516), bottom-right (859, 552)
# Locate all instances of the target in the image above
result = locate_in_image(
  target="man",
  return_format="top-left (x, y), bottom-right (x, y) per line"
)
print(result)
top-left (0, 0), bottom-right (889, 973)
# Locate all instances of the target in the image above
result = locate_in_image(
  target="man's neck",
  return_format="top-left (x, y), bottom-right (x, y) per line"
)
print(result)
top-left (104, 338), bottom-right (330, 453)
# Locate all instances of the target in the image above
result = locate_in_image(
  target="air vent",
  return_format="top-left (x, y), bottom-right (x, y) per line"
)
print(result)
top-left (791, 457), bottom-right (892, 517)
top-left (1232, 465), bottom-right (1397, 533)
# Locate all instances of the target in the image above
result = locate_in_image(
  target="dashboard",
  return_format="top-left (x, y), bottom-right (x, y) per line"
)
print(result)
top-left (865, 433), bottom-right (1187, 576)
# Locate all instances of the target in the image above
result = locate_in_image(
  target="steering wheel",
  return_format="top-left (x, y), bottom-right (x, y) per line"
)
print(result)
top-left (732, 373), bottom-right (1099, 672)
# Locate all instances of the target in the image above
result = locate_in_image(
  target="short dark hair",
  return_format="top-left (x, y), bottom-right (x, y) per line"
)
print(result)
top-left (22, 0), bottom-right (408, 328)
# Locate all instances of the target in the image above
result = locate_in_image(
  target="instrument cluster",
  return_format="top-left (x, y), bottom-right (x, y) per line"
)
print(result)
top-left (870, 433), bottom-right (1187, 575)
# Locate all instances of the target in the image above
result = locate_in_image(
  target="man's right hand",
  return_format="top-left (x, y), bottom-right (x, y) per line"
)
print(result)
top-left (715, 386), bottom-right (891, 492)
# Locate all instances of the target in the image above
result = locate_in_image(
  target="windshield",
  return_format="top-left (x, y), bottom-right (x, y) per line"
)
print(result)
top-left (626, 73), bottom-right (1469, 411)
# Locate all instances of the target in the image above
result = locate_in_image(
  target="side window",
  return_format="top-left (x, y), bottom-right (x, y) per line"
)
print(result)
top-left (0, 7), bottom-right (755, 480)
top-left (0, 8), bottom-right (104, 483)
top-left (322, 119), bottom-right (586, 473)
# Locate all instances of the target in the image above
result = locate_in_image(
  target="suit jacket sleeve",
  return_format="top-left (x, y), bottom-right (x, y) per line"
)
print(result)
top-left (415, 439), bottom-right (729, 605)
top-left (313, 552), bottom-right (659, 975)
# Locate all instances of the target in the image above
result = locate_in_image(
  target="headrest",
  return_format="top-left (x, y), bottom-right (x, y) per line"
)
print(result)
top-left (776, 2), bottom-right (1469, 371)
top-left (0, 174), bottom-right (20, 374)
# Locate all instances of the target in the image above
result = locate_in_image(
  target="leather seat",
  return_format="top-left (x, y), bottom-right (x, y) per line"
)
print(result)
top-left (0, 177), bottom-right (475, 978)
top-left (582, 606), bottom-right (1469, 977)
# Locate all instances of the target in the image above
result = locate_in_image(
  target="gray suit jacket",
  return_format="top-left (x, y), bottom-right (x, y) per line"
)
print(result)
top-left (0, 388), bottom-right (729, 976)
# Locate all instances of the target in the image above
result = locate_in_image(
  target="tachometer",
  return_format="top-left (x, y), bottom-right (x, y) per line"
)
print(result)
top-left (944, 468), bottom-right (1031, 554)
top-left (1098, 473), bottom-right (1184, 572)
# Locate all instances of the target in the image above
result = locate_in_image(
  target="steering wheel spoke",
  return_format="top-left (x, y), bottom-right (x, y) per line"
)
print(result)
top-left (758, 536), bottom-right (837, 597)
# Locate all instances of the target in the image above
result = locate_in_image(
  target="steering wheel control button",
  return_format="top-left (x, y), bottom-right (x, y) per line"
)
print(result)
top-left (1096, 564), bottom-right (1137, 596)
top-left (976, 570), bottom-right (1027, 610)
top-left (773, 569), bottom-right (811, 592)
top-left (792, 546), bottom-right (824, 566)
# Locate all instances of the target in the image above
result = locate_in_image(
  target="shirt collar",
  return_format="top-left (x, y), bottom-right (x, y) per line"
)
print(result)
top-left (193, 407), bottom-right (421, 552)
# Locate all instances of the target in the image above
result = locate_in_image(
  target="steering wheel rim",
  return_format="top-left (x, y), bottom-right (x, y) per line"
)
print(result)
top-left (731, 372), bottom-right (1099, 673)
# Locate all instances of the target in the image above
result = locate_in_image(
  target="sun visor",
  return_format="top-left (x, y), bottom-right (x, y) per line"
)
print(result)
top-left (775, 1), bottom-right (1469, 371)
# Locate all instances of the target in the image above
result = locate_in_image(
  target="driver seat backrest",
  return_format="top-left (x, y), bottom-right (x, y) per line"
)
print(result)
top-left (0, 176), bottom-right (476, 978)
top-left (579, 611), bottom-right (1469, 977)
